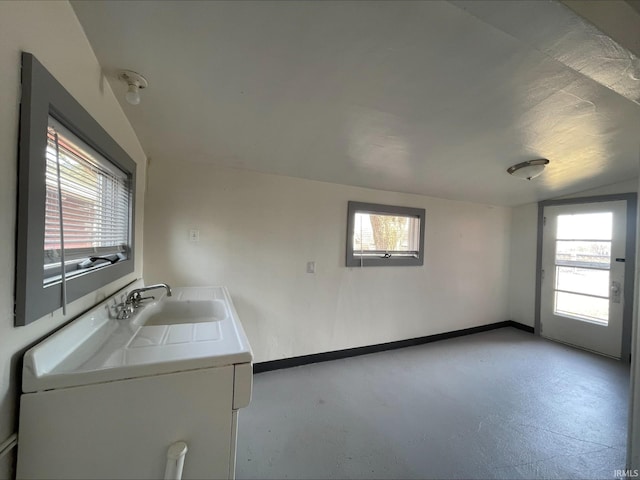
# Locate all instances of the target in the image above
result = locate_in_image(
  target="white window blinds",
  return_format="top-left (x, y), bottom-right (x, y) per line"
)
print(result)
top-left (353, 212), bottom-right (421, 258)
top-left (44, 116), bottom-right (131, 284)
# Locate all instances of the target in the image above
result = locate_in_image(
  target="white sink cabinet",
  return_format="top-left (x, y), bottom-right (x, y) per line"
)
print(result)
top-left (16, 282), bottom-right (252, 480)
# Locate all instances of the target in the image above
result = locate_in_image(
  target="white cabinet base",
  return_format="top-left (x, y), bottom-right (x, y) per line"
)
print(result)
top-left (17, 367), bottom-right (236, 479)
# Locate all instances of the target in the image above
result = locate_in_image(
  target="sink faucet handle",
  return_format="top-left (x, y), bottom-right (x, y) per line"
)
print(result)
top-left (126, 291), bottom-right (142, 305)
top-left (125, 284), bottom-right (171, 308)
top-left (115, 302), bottom-right (134, 320)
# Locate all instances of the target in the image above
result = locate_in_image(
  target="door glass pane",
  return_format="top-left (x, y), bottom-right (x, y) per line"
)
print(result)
top-left (556, 266), bottom-right (609, 297)
top-left (555, 291), bottom-right (608, 325)
top-left (555, 241), bottom-right (611, 268)
top-left (557, 212), bottom-right (612, 240)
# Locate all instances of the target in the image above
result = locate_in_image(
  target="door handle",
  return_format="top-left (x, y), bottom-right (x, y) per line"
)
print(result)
top-left (611, 281), bottom-right (622, 304)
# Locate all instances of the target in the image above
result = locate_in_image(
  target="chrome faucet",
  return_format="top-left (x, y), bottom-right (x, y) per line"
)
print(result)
top-left (126, 283), bottom-right (172, 309)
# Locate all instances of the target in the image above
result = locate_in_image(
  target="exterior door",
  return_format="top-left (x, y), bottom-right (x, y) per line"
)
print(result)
top-left (540, 201), bottom-right (627, 358)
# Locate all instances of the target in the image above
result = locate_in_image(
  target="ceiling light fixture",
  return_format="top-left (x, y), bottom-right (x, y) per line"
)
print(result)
top-left (507, 158), bottom-right (549, 180)
top-left (117, 70), bottom-right (148, 106)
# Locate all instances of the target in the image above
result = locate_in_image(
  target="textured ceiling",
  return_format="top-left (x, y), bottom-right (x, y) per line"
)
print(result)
top-left (627, 0), bottom-right (640, 16)
top-left (71, 0), bottom-right (640, 206)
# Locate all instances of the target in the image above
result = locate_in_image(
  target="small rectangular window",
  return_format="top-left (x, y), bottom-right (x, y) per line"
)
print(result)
top-left (15, 53), bottom-right (136, 326)
top-left (44, 117), bottom-right (131, 286)
top-left (346, 201), bottom-right (425, 267)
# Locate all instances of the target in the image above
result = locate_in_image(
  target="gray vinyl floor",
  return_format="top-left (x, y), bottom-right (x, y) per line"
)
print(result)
top-left (236, 328), bottom-right (630, 480)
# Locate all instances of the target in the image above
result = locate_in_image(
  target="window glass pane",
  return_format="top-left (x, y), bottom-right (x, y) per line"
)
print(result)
top-left (353, 212), bottom-right (419, 254)
top-left (556, 212), bottom-right (612, 240)
top-left (555, 291), bottom-right (609, 324)
top-left (555, 266), bottom-right (609, 297)
top-left (555, 240), bottom-right (611, 268)
top-left (44, 116), bottom-right (130, 282)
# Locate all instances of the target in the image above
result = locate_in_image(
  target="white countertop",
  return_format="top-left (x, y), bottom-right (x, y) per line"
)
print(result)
top-left (22, 281), bottom-right (253, 393)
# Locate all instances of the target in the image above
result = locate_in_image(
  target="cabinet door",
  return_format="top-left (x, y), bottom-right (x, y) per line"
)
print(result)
top-left (17, 367), bottom-right (234, 479)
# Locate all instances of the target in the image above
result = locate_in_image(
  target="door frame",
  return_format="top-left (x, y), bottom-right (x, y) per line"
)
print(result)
top-left (534, 193), bottom-right (637, 360)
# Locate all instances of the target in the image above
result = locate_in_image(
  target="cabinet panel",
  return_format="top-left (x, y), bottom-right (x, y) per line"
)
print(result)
top-left (17, 366), bottom-right (234, 479)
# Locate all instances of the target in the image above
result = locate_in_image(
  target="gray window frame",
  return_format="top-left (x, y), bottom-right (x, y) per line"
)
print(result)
top-left (346, 201), bottom-right (425, 267)
top-left (15, 53), bottom-right (136, 326)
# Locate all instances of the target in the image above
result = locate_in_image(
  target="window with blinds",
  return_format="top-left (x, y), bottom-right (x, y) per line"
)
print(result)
top-left (353, 212), bottom-right (421, 258)
top-left (16, 53), bottom-right (137, 326)
top-left (346, 201), bottom-right (425, 267)
top-left (44, 116), bottom-right (131, 285)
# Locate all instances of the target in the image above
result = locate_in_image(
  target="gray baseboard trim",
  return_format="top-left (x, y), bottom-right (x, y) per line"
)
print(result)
top-left (254, 320), bottom-right (533, 374)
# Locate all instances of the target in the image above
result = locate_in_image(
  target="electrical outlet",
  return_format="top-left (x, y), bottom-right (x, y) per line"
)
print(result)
top-left (189, 229), bottom-right (200, 243)
top-left (306, 261), bottom-right (316, 274)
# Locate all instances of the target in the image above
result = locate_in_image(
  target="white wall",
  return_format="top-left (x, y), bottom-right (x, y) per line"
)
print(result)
top-left (507, 179), bottom-right (639, 327)
top-left (557, 179), bottom-right (639, 200)
top-left (507, 203), bottom-right (539, 327)
top-left (0, 2), bottom-right (147, 477)
top-left (627, 159), bottom-right (640, 469)
top-left (144, 158), bottom-right (511, 363)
